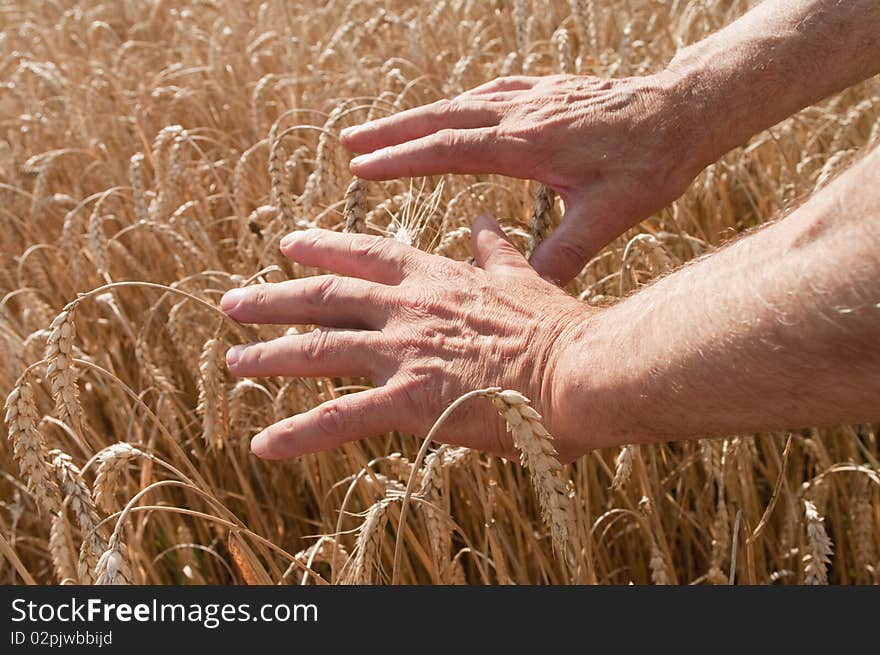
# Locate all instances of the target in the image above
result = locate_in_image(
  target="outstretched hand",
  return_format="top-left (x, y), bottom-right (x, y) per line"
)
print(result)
top-left (221, 215), bottom-right (592, 463)
top-left (340, 73), bottom-right (709, 283)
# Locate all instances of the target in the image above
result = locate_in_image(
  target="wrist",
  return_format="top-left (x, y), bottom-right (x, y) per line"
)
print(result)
top-left (657, 51), bottom-right (731, 174)
top-left (542, 305), bottom-right (637, 460)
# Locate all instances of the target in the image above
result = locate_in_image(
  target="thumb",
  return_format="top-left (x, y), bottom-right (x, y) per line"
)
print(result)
top-left (528, 198), bottom-right (624, 285)
top-left (471, 213), bottom-right (532, 275)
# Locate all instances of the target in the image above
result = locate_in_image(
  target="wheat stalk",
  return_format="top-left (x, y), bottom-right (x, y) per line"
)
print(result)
top-left (2, 0), bottom-right (878, 588)
top-left (512, 0), bottom-right (529, 60)
top-left (850, 476), bottom-right (877, 580)
top-left (173, 524), bottom-right (206, 584)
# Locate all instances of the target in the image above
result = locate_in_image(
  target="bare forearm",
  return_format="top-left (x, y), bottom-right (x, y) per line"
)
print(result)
top-left (667, 0), bottom-right (880, 167)
top-left (557, 146), bottom-right (880, 448)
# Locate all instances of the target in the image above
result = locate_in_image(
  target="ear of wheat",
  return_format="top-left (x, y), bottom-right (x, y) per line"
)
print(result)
top-left (528, 184), bottom-right (556, 252)
top-left (93, 443), bottom-right (148, 514)
top-left (342, 177), bottom-right (367, 233)
top-left (268, 123), bottom-right (295, 227)
top-left (94, 534), bottom-right (131, 585)
top-left (803, 498), bottom-right (833, 585)
top-left (487, 389), bottom-right (577, 566)
top-left (49, 512), bottom-right (77, 584)
top-left (50, 450), bottom-right (104, 583)
top-left (293, 537), bottom-right (349, 583)
top-left (5, 382), bottom-right (60, 514)
top-left (3, 0), bottom-right (877, 588)
top-left (554, 28), bottom-right (572, 74)
top-left (611, 444), bottom-right (634, 492)
top-left (45, 307), bottom-right (83, 429)
top-left (419, 448), bottom-right (454, 582)
top-left (709, 478), bottom-right (730, 582)
top-left (649, 538), bottom-right (672, 585)
top-left (344, 495), bottom-right (402, 585)
top-left (197, 337), bottom-right (226, 451)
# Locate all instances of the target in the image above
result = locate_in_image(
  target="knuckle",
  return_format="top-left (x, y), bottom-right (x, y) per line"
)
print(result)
top-left (348, 234), bottom-right (381, 259)
top-left (302, 228), bottom-right (322, 246)
top-left (362, 283), bottom-right (388, 310)
top-left (446, 96), bottom-right (470, 113)
top-left (404, 286), bottom-right (444, 317)
top-left (556, 239), bottom-right (590, 262)
top-left (237, 343), bottom-right (262, 370)
top-left (445, 258), bottom-right (476, 279)
top-left (312, 275), bottom-right (340, 304)
top-left (312, 402), bottom-right (343, 436)
top-left (497, 75), bottom-right (523, 89)
top-left (251, 286), bottom-right (271, 309)
top-left (364, 236), bottom-right (394, 260)
top-left (433, 98), bottom-right (453, 115)
top-left (349, 234), bottom-right (397, 262)
top-left (393, 375), bottom-right (421, 407)
top-left (303, 328), bottom-right (329, 364)
top-left (388, 375), bottom-right (429, 431)
top-left (252, 345), bottom-right (268, 369)
top-left (435, 128), bottom-right (459, 149)
top-left (279, 417), bottom-right (299, 438)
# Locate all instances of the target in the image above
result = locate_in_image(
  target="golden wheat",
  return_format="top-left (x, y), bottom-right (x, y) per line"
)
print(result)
top-left (0, 0), bottom-right (877, 587)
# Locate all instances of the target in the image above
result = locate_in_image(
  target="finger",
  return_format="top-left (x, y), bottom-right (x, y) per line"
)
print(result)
top-left (220, 275), bottom-right (391, 328)
top-left (279, 228), bottom-right (427, 284)
top-left (250, 387), bottom-right (398, 459)
top-left (339, 99), bottom-right (500, 154)
top-left (349, 127), bottom-right (530, 180)
top-left (471, 213), bottom-right (533, 275)
top-left (226, 329), bottom-right (387, 379)
top-left (461, 91), bottom-right (521, 103)
top-left (460, 76), bottom-right (541, 97)
top-left (529, 196), bottom-right (628, 285)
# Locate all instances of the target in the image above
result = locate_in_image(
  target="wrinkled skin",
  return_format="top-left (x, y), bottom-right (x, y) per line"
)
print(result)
top-left (221, 215), bottom-right (593, 462)
top-left (341, 73), bottom-right (708, 283)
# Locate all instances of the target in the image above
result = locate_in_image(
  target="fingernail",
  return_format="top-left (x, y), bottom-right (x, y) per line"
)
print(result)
top-left (250, 431), bottom-right (269, 457)
top-left (280, 232), bottom-right (298, 249)
top-left (226, 344), bottom-right (244, 367)
top-left (220, 287), bottom-right (245, 311)
top-left (350, 153), bottom-right (374, 167)
top-left (340, 125), bottom-right (360, 139)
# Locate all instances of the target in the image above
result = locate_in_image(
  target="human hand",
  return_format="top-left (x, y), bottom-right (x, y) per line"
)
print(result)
top-left (220, 215), bottom-right (593, 463)
top-left (340, 73), bottom-right (709, 284)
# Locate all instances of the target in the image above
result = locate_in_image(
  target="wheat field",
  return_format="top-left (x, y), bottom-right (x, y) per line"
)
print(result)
top-left (1, 0), bottom-right (878, 585)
